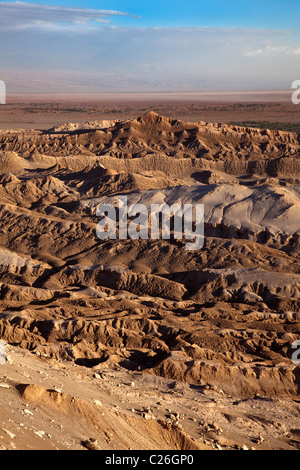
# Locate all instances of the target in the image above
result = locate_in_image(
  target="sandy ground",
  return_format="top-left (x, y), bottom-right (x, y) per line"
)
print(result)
top-left (1, 345), bottom-right (300, 451)
top-left (0, 92), bottom-right (299, 130)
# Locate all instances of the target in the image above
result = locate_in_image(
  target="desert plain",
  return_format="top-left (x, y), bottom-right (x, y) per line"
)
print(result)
top-left (0, 92), bottom-right (300, 450)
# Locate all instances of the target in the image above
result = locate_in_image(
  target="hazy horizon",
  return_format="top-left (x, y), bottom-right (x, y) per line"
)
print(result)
top-left (1, 1), bottom-right (300, 94)
top-left (5, 90), bottom-right (294, 102)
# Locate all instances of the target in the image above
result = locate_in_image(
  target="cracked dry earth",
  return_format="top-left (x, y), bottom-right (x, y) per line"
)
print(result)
top-left (0, 112), bottom-right (300, 450)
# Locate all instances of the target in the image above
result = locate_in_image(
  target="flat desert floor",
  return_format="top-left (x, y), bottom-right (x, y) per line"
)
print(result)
top-left (1, 91), bottom-right (299, 131)
top-left (0, 93), bottom-right (300, 450)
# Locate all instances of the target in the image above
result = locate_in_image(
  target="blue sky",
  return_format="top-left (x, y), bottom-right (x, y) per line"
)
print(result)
top-left (3, 0), bottom-right (299, 29)
top-left (0, 1), bottom-right (300, 93)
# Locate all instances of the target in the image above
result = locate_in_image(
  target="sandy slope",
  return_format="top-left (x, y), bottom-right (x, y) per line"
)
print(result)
top-left (0, 112), bottom-right (300, 450)
top-left (1, 344), bottom-right (300, 451)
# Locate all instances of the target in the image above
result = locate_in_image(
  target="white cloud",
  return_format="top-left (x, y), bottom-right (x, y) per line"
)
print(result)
top-left (1, 4), bottom-right (299, 92)
top-left (287, 48), bottom-right (300, 55)
top-left (0, 1), bottom-right (132, 31)
top-left (245, 43), bottom-right (300, 57)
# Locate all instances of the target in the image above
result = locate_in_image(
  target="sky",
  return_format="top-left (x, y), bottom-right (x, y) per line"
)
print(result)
top-left (0, 0), bottom-right (300, 93)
